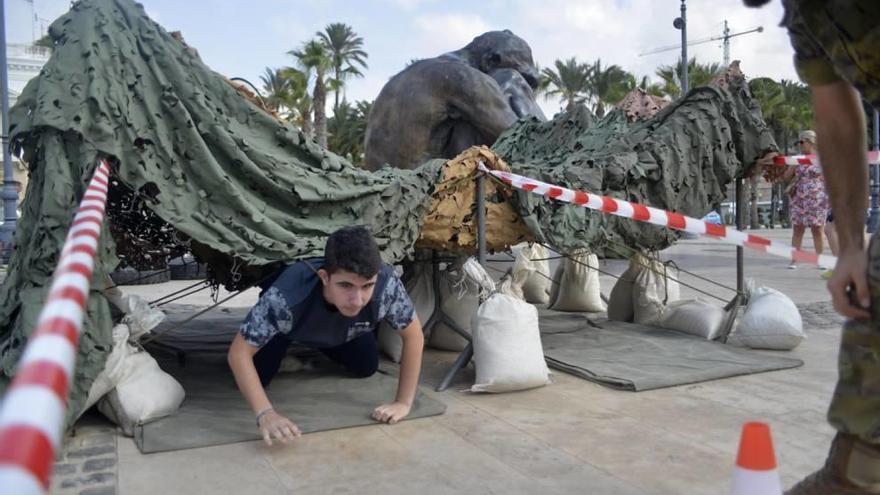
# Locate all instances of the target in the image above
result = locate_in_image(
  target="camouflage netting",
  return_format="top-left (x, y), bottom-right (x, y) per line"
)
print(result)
top-left (493, 65), bottom-right (777, 253)
top-left (0, 0), bottom-right (442, 425)
top-left (0, 0), bottom-right (776, 427)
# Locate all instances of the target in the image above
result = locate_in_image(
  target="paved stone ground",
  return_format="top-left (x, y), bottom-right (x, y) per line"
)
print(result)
top-left (50, 414), bottom-right (118, 495)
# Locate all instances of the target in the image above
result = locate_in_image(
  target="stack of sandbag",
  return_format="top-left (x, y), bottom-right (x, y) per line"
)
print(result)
top-left (516, 243), bottom-right (551, 304)
top-left (470, 261), bottom-right (550, 393)
top-left (608, 253), bottom-right (680, 324)
top-left (729, 284), bottom-right (805, 350)
top-left (657, 299), bottom-right (728, 340)
top-left (428, 257), bottom-right (480, 352)
top-left (378, 262), bottom-right (435, 362)
top-left (548, 249), bottom-right (606, 312)
top-left (88, 324), bottom-right (185, 436)
top-left (607, 254), bottom-right (647, 321)
top-left (633, 258), bottom-right (680, 324)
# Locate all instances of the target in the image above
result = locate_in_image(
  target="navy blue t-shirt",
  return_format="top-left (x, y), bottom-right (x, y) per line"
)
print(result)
top-left (240, 258), bottom-right (415, 349)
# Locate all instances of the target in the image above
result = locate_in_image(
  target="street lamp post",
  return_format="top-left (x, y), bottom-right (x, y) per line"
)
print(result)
top-left (869, 109), bottom-right (880, 233)
top-left (0, 0), bottom-right (18, 263)
top-left (674, 0), bottom-right (688, 96)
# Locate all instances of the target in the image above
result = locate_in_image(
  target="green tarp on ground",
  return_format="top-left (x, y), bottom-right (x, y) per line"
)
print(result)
top-left (0, 0), bottom-right (777, 426)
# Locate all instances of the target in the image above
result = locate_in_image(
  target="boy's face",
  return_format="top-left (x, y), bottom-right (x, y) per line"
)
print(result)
top-left (318, 269), bottom-right (379, 317)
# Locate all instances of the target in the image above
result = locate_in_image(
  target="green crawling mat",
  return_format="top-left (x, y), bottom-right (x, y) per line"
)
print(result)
top-left (538, 310), bottom-right (804, 391)
top-left (134, 361), bottom-right (446, 453)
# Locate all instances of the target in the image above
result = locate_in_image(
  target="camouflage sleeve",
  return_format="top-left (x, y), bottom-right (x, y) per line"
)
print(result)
top-left (782, 3), bottom-right (843, 86)
top-left (378, 273), bottom-right (416, 331)
top-left (239, 286), bottom-right (294, 348)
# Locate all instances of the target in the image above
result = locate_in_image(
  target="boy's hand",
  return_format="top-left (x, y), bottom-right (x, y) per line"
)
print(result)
top-left (258, 410), bottom-right (301, 446)
top-left (372, 401), bottom-right (411, 424)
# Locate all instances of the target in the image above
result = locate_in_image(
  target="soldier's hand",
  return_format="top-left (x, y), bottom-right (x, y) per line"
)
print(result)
top-left (828, 250), bottom-right (870, 320)
top-left (258, 410), bottom-right (301, 446)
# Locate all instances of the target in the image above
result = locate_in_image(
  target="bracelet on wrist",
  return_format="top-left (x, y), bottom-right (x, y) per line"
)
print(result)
top-left (255, 407), bottom-right (274, 428)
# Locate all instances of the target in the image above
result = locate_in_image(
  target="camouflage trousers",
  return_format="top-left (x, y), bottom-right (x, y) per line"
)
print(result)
top-left (827, 232), bottom-right (880, 444)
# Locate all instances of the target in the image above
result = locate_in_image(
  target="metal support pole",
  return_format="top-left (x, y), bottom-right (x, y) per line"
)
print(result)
top-left (0, 1), bottom-right (19, 263)
top-left (735, 178), bottom-right (744, 294)
top-left (477, 174), bottom-right (487, 266)
top-left (435, 173), bottom-right (486, 392)
top-left (675, 0), bottom-right (688, 96)
top-left (868, 109), bottom-right (880, 233)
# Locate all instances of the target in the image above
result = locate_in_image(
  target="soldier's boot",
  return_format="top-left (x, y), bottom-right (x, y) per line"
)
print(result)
top-left (785, 433), bottom-right (880, 494)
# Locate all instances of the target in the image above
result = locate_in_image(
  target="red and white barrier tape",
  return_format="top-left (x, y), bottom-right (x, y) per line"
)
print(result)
top-left (478, 162), bottom-right (837, 268)
top-left (0, 159), bottom-right (111, 495)
top-left (773, 150), bottom-right (880, 166)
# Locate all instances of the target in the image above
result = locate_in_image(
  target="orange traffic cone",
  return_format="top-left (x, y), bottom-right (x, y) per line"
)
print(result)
top-left (731, 422), bottom-right (782, 495)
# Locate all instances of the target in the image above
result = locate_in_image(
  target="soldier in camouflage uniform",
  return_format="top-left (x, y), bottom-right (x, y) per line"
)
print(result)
top-left (746, 1), bottom-right (880, 493)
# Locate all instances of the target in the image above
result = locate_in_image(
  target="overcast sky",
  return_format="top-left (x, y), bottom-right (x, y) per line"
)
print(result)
top-left (7, 0), bottom-right (799, 116)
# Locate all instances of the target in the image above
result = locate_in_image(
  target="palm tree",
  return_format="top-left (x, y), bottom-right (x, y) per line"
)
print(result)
top-left (328, 99), bottom-right (372, 164)
top-left (290, 40), bottom-right (333, 148)
top-left (655, 58), bottom-right (724, 98)
top-left (317, 23), bottom-right (368, 111)
top-left (588, 59), bottom-right (636, 117)
top-left (540, 58), bottom-right (592, 112)
top-left (259, 67), bottom-right (313, 134)
top-left (259, 67), bottom-right (291, 113)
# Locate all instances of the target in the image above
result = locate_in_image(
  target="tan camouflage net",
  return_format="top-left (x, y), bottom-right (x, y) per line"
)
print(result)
top-left (417, 146), bottom-right (533, 252)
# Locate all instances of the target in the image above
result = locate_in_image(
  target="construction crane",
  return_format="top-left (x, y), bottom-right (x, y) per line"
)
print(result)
top-left (640, 20), bottom-right (764, 67)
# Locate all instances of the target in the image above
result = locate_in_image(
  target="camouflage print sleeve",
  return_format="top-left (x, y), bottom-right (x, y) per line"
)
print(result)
top-left (782, 1), bottom-right (843, 86)
top-left (379, 273), bottom-right (416, 331)
top-left (239, 286), bottom-right (294, 348)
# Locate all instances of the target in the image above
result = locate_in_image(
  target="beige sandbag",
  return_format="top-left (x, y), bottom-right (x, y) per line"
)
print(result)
top-left (95, 325), bottom-right (185, 436)
top-left (632, 258), bottom-right (680, 324)
top-left (520, 244), bottom-right (551, 304)
top-left (548, 250), bottom-right (606, 312)
top-left (378, 262), bottom-right (435, 362)
top-left (730, 285), bottom-right (805, 350)
top-left (657, 299), bottom-right (727, 340)
top-left (607, 254), bottom-right (650, 322)
top-left (429, 259), bottom-right (478, 351)
top-left (471, 282), bottom-right (550, 393)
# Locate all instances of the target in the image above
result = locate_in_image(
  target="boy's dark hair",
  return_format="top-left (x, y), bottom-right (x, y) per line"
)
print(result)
top-left (324, 226), bottom-right (382, 278)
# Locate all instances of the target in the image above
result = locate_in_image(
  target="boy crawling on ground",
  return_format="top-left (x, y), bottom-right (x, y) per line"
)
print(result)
top-left (227, 226), bottom-right (424, 445)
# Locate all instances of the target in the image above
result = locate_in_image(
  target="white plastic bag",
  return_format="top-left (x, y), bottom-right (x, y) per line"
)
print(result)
top-left (548, 250), bottom-right (606, 312)
top-left (519, 244), bottom-right (551, 304)
top-left (632, 259), bottom-right (680, 324)
top-left (122, 294), bottom-right (166, 340)
top-left (731, 285), bottom-right (805, 350)
top-left (658, 299), bottom-right (727, 340)
top-left (470, 292), bottom-right (550, 393)
top-left (378, 262), bottom-right (435, 362)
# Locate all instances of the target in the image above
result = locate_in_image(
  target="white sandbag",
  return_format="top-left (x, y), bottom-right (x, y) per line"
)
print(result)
top-left (520, 244), bottom-right (551, 304)
top-left (471, 293), bottom-right (550, 393)
top-left (378, 262), bottom-right (435, 362)
top-left (607, 254), bottom-right (649, 322)
top-left (429, 259), bottom-right (479, 352)
top-left (632, 258), bottom-right (680, 324)
top-left (97, 349), bottom-right (185, 436)
top-left (548, 250), bottom-right (606, 312)
top-left (657, 299), bottom-right (727, 340)
top-left (731, 286), bottom-right (805, 350)
top-left (84, 323), bottom-right (132, 411)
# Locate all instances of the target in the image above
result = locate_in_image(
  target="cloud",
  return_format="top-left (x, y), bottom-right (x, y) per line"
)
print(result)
top-left (412, 13), bottom-right (493, 54)
top-left (382, 0), bottom-right (436, 11)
